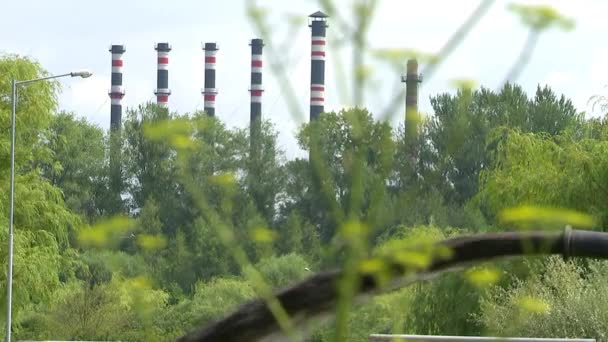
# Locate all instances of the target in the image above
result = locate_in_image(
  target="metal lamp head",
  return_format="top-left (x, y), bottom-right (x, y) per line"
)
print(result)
top-left (71, 70), bottom-right (93, 78)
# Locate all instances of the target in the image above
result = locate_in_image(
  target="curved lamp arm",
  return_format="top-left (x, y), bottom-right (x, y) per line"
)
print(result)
top-left (178, 228), bottom-right (608, 342)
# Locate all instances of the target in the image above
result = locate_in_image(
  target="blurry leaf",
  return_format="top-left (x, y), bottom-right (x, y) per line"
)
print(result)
top-left (500, 206), bottom-right (596, 228)
top-left (78, 229), bottom-right (108, 248)
top-left (143, 118), bottom-right (192, 141)
top-left (137, 234), bottom-right (167, 251)
top-left (405, 108), bottom-right (422, 137)
top-left (92, 215), bottom-right (134, 232)
top-left (450, 78), bottom-right (478, 91)
top-left (355, 65), bottom-right (374, 82)
top-left (126, 276), bottom-right (152, 290)
top-left (286, 13), bottom-right (306, 26)
top-left (170, 134), bottom-right (196, 150)
top-left (246, 3), bottom-right (268, 21)
top-left (375, 229), bottom-right (444, 257)
top-left (340, 220), bottom-right (369, 240)
top-left (251, 227), bottom-right (278, 243)
top-left (359, 258), bottom-right (392, 290)
top-left (78, 216), bottom-right (135, 248)
top-left (435, 245), bottom-right (454, 260)
top-left (359, 258), bottom-right (386, 274)
top-left (209, 172), bottom-right (237, 187)
top-left (372, 48), bottom-right (438, 65)
top-left (518, 295), bottom-right (550, 314)
top-left (466, 267), bottom-right (501, 288)
top-left (508, 3), bottom-right (575, 31)
top-left (393, 250), bottom-right (432, 270)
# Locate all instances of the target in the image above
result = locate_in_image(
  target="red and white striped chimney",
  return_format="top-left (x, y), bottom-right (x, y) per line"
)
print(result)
top-left (109, 45), bottom-right (126, 129)
top-left (250, 39), bottom-right (264, 124)
top-left (309, 11), bottom-right (329, 121)
top-left (203, 42), bottom-right (218, 116)
top-left (154, 43), bottom-right (171, 107)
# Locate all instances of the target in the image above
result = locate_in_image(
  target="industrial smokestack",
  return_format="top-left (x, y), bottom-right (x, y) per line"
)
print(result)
top-left (203, 42), bottom-right (219, 117)
top-left (401, 59), bottom-right (422, 126)
top-left (109, 44), bottom-right (125, 214)
top-left (154, 42), bottom-right (171, 107)
top-left (249, 39), bottom-right (264, 127)
top-left (249, 39), bottom-right (264, 209)
top-left (401, 59), bottom-right (423, 170)
top-left (109, 45), bottom-right (125, 129)
top-left (309, 11), bottom-right (329, 121)
top-left (249, 39), bottom-right (264, 170)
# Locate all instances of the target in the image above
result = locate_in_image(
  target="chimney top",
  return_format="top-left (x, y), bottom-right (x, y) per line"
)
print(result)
top-left (309, 10), bottom-right (329, 18)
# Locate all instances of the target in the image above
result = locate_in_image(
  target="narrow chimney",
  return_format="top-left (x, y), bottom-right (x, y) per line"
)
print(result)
top-left (108, 44), bottom-right (125, 214)
top-left (109, 45), bottom-right (125, 129)
top-left (402, 59), bottom-right (422, 126)
top-left (154, 42), bottom-right (171, 107)
top-left (309, 11), bottom-right (329, 121)
top-left (249, 39), bottom-right (264, 127)
top-left (203, 42), bottom-right (218, 117)
top-left (248, 39), bottom-right (264, 206)
top-left (249, 39), bottom-right (264, 166)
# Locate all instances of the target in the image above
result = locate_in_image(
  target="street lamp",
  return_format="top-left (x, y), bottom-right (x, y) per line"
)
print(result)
top-left (5, 69), bottom-right (92, 342)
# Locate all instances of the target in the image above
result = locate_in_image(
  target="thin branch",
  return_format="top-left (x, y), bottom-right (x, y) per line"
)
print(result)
top-left (499, 29), bottom-right (540, 89)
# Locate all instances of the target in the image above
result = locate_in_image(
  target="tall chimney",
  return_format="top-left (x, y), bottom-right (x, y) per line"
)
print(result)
top-left (108, 44), bottom-right (126, 214)
top-left (154, 42), bottom-right (171, 107)
top-left (249, 39), bottom-right (264, 208)
top-left (249, 38), bottom-right (264, 169)
top-left (249, 39), bottom-right (264, 128)
top-left (203, 42), bottom-right (219, 117)
top-left (402, 59), bottom-right (422, 126)
top-left (109, 45), bottom-right (125, 129)
top-left (309, 11), bottom-right (329, 121)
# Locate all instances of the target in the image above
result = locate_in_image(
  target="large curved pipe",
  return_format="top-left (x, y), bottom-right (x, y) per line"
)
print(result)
top-left (178, 229), bottom-right (608, 342)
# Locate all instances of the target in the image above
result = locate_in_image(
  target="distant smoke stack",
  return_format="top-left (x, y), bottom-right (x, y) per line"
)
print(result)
top-left (203, 42), bottom-right (218, 117)
top-left (109, 44), bottom-right (125, 129)
top-left (109, 44), bottom-right (126, 214)
top-left (154, 42), bottom-right (171, 107)
top-left (401, 59), bottom-right (423, 169)
top-left (249, 39), bottom-right (264, 194)
top-left (249, 39), bottom-right (264, 164)
top-left (402, 59), bottom-right (422, 124)
top-left (309, 11), bottom-right (329, 121)
top-left (249, 39), bottom-right (264, 126)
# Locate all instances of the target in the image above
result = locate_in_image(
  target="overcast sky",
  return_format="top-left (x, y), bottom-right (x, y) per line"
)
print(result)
top-left (2, 0), bottom-right (607, 158)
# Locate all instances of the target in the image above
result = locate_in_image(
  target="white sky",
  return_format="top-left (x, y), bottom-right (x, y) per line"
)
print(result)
top-left (2, 0), bottom-right (607, 158)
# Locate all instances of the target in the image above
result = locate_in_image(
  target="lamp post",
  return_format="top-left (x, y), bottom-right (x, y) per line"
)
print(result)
top-left (5, 69), bottom-right (92, 342)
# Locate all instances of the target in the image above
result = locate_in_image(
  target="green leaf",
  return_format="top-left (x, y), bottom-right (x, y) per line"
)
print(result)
top-left (518, 296), bottom-right (550, 314)
top-left (465, 267), bottom-right (501, 288)
top-left (508, 3), bottom-right (575, 31)
top-left (250, 227), bottom-right (278, 243)
top-left (499, 206), bottom-right (596, 228)
top-left (137, 234), bottom-right (167, 251)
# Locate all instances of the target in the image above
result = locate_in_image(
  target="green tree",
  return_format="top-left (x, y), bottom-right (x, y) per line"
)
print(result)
top-left (123, 104), bottom-right (186, 234)
top-left (0, 54), bottom-right (82, 333)
top-left (160, 278), bottom-right (256, 339)
top-left (480, 257), bottom-right (608, 340)
top-left (277, 210), bottom-right (322, 263)
top-left (245, 120), bottom-right (287, 224)
top-left (425, 84), bottom-right (582, 208)
top-left (38, 111), bottom-right (108, 220)
top-left (479, 128), bottom-right (608, 227)
top-left (285, 108), bottom-right (396, 242)
top-left (247, 253), bottom-right (311, 289)
top-left (17, 277), bottom-right (168, 342)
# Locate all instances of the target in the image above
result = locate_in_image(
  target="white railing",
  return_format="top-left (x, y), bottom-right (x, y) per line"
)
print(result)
top-left (369, 335), bottom-right (595, 342)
